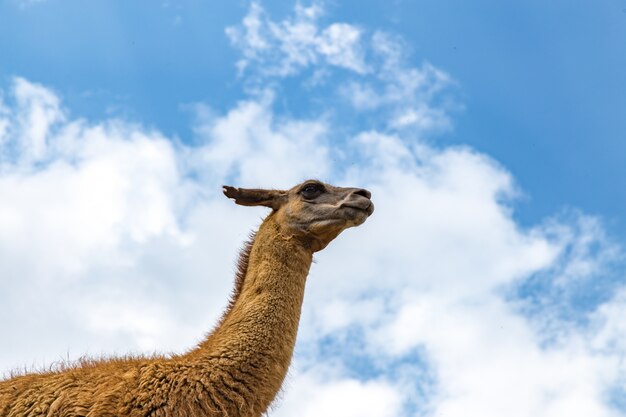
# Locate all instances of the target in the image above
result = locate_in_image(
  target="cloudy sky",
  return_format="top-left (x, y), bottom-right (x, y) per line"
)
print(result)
top-left (1, 1), bottom-right (625, 416)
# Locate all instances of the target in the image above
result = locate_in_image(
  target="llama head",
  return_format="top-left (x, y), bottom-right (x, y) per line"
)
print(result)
top-left (223, 179), bottom-right (374, 252)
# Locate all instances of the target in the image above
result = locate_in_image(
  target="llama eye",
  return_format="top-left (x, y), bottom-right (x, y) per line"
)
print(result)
top-left (301, 184), bottom-right (323, 199)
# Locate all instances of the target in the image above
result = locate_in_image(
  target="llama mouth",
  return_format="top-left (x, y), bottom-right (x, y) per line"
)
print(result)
top-left (342, 201), bottom-right (374, 216)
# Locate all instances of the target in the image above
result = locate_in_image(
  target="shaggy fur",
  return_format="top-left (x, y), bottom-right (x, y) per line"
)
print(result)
top-left (0, 180), bottom-right (373, 417)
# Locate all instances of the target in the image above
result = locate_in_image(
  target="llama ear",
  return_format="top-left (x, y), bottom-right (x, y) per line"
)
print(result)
top-left (223, 186), bottom-right (286, 210)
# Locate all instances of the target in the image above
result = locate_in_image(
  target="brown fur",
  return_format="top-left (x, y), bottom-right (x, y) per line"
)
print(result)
top-left (0, 180), bottom-right (373, 417)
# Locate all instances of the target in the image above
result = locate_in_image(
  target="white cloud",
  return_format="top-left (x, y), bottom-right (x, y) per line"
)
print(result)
top-left (341, 46), bottom-right (454, 133)
top-left (226, 1), bottom-right (367, 77)
top-left (367, 293), bottom-right (621, 417)
top-left (0, 96), bottom-right (10, 145)
top-left (227, 3), bottom-right (454, 135)
top-left (188, 92), bottom-right (330, 188)
top-left (274, 370), bottom-right (404, 417)
top-left (1, 77), bottom-right (64, 165)
top-left (591, 289), bottom-right (626, 360)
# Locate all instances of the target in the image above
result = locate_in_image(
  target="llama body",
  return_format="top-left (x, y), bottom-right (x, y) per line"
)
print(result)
top-left (0, 180), bottom-right (373, 417)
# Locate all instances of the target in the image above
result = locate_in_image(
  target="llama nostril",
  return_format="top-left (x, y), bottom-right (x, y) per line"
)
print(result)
top-left (353, 189), bottom-right (371, 199)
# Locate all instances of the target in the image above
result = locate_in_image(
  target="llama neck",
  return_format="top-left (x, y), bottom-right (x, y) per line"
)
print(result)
top-left (188, 214), bottom-right (313, 414)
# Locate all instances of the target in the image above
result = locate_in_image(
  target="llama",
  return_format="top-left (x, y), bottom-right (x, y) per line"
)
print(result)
top-left (0, 179), bottom-right (374, 417)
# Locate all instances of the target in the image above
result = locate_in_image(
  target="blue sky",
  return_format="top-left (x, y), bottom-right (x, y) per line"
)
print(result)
top-left (1, 1), bottom-right (625, 416)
